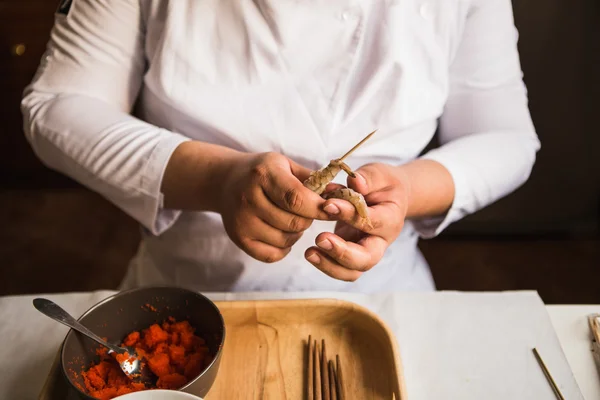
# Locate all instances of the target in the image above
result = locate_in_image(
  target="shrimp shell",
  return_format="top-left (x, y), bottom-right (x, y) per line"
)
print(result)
top-left (323, 188), bottom-right (372, 228)
top-left (303, 159), bottom-right (355, 195)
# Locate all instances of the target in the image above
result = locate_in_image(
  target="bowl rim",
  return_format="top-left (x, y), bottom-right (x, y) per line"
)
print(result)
top-left (59, 285), bottom-right (226, 399)
top-left (114, 389), bottom-right (204, 399)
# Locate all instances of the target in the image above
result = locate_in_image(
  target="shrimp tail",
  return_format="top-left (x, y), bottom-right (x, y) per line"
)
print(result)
top-left (337, 160), bottom-right (356, 178)
top-left (323, 188), bottom-right (372, 229)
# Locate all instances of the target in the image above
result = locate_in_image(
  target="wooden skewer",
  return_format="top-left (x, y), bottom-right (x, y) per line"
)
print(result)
top-left (329, 360), bottom-right (337, 400)
top-left (532, 348), bottom-right (565, 400)
top-left (338, 130), bottom-right (377, 162)
top-left (335, 354), bottom-right (345, 400)
top-left (321, 339), bottom-right (330, 400)
top-left (308, 336), bottom-right (314, 400)
top-left (588, 314), bottom-right (600, 343)
top-left (587, 314), bottom-right (600, 379)
top-left (314, 340), bottom-right (322, 400)
top-left (308, 337), bottom-right (346, 400)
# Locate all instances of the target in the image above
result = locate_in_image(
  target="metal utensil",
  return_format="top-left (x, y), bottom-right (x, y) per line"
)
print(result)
top-left (33, 298), bottom-right (154, 385)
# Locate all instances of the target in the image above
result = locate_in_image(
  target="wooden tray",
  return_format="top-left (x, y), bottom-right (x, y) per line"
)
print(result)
top-left (40, 299), bottom-right (406, 399)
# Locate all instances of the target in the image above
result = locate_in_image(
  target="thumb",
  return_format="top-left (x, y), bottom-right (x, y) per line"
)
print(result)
top-left (348, 164), bottom-right (388, 195)
top-left (347, 169), bottom-right (370, 195)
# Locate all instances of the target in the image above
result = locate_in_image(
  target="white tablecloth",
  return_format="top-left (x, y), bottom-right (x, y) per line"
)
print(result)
top-left (548, 305), bottom-right (600, 399)
top-left (0, 290), bottom-right (597, 399)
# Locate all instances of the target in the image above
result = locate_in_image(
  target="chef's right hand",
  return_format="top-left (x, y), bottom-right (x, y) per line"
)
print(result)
top-left (216, 151), bottom-right (329, 263)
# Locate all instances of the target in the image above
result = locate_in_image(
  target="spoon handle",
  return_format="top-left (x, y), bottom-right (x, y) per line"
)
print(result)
top-left (33, 298), bottom-right (124, 354)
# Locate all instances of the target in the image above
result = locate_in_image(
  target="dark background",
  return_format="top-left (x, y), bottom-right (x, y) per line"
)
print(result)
top-left (1, 0), bottom-right (598, 302)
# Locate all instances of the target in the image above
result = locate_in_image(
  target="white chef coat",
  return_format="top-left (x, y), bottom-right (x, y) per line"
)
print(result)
top-left (21, 0), bottom-right (539, 293)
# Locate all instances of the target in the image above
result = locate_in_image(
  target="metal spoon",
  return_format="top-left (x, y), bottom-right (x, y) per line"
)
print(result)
top-left (33, 298), bottom-right (155, 385)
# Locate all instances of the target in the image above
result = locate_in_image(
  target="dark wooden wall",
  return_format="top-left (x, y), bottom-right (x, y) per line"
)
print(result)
top-left (445, 0), bottom-right (600, 236)
top-left (1, 1), bottom-right (75, 189)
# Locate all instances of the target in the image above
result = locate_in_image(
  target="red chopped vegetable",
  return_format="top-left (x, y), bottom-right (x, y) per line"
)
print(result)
top-left (81, 319), bottom-right (212, 400)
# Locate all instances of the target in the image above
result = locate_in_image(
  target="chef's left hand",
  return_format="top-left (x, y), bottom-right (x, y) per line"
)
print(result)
top-left (304, 163), bottom-right (409, 282)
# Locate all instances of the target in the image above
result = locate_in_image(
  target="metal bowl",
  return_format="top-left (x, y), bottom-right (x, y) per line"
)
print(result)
top-left (60, 286), bottom-right (225, 399)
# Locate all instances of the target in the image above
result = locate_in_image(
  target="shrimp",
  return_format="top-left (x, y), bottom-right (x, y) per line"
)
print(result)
top-left (303, 130), bottom-right (376, 228)
top-left (323, 188), bottom-right (373, 229)
top-left (303, 159), bottom-right (355, 195)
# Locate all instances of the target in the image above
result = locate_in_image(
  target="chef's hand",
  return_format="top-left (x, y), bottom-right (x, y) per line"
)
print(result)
top-left (218, 152), bottom-right (329, 263)
top-left (304, 163), bottom-right (409, 282)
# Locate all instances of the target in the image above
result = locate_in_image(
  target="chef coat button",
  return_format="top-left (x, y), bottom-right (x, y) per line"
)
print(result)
top-left (420, 3), bottom-right (433, 20)
top-left (341, 8), bottom-right (359, 21)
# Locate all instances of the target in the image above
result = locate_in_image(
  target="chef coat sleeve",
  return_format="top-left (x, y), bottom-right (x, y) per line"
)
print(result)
top-left (412, 0), bottom-right (540, 238)
top-left (21, 0), bottom-right (189, 235)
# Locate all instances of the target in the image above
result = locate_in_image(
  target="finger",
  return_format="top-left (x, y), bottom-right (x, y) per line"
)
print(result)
top-left (321, 197), bottom-right (374, 233)
top-left (250, 216), bottom-right (303, 249)
top-left (313, 232), bottom-right (387, 272)
top-left (334, 222), bottom-right (364, 243)
top-left (322, 197), bottom-right (403, 239)
top-left (347, 171), bottom-right (369, 195)
top-left (250, 187), bottom-right (313, 233)
top-left (264, 167), bottom-right (330, 220)
top-left (304, 248), bottom-right (363, 282)
top-left (242, 238), bottom-right (292, 263)
top-left (364, 184), bottom-right (408, 214)
top-left (347, 164), bottom-right (392, 195)
top-left (324, 183), bottom-right (346, 193)
top-left (288, 158), bottom-right (314, 182)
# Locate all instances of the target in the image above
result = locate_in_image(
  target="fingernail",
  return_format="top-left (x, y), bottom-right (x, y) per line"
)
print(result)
top-left (324, 204), bottom-right (340, 215)
top-left (317, 239), bottom-right (333, 251)
top-left (306, 253), bottom-right (320, 264)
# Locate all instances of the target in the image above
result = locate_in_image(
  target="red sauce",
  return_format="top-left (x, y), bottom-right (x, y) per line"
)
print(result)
top-left (81, 318), bottom-right (212, 400)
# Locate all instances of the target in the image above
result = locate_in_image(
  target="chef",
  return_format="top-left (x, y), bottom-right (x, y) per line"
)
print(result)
top-left (21, 0), bottom-right (539, 293)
